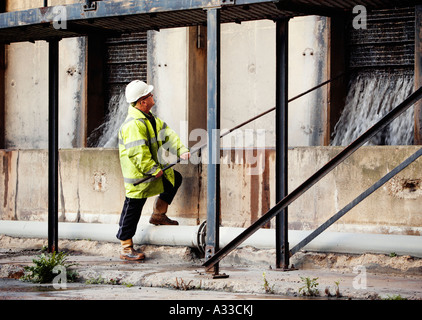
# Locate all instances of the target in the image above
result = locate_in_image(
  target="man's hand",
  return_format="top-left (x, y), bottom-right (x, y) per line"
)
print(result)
top-left (155, 170), bottom-right (164, 178)
top-left (180, 152), bottom-right (191, 160)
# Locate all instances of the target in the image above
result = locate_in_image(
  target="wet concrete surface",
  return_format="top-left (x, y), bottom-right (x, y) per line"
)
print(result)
top-left (1, 236), bottom-right (422, 301)
top-left (0, 278), bottom-right (286, 300)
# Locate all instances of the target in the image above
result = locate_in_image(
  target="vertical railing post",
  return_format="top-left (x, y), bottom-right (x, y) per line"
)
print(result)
top-left (0, 2), bottom-right (5, 149)
top-left (415, 5), bottom-right (422, 144)
top-left (205, 7), bottom-right (225, 277)
top-left (275, 18), bottom-right (290, 270)
top-left (48, 38), bottom-right (59, 253)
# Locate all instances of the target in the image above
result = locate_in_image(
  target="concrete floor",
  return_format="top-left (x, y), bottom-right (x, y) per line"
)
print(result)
top-left (1, 236), bottom-right (421, 302)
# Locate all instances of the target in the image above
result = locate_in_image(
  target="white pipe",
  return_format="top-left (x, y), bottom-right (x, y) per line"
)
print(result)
top-left (133, 224), bottom-right (201, 248)
top-left (218, 227), bottom-right (422, 258)
top-left (1, 220), bottom-right (422, 258)
top-left (0, 220), bottom-right (201, 248)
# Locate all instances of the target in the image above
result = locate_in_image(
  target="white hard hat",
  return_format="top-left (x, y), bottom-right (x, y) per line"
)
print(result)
top-left (125, 80), bottom-right (154, 103)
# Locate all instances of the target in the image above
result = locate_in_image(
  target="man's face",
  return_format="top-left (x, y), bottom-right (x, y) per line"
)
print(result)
top-left (145, 93), bottom-right (155, 107)
top-left (139, 93), bottom-right (155, 111)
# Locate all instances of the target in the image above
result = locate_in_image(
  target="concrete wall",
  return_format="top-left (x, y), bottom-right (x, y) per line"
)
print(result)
top-left (147, 17), bottom-right (329, 149)
top-left (1, 147), bottom-right (421, 237)
top-left (288, 16), bottom-right (328, 146)
top-left (147, 27), bottom-right (189, 145)
top-left (220, 17), bottom-right (328, 148)
top-left (4, 4), bottom-right (329, 151)
top-left (287, 146), bottom-right (422, 236)
top-left (4, 0), bottom-right (87, 149)
top-left (4, 38), bottom-right (86, 148)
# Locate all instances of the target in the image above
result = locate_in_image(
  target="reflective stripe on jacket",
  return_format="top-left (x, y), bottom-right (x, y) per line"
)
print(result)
top-left (118, 106), bottom-right (189, 199)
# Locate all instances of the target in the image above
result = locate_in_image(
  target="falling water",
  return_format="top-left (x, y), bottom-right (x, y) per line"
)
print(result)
top-left (88, 93), bottom-right (128, 148)
top-left (331, 72), bottom-right (414, 146)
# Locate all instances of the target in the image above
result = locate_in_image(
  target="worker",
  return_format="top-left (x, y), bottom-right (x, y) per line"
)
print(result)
top-left (116, 80), bottom-right (191, 261)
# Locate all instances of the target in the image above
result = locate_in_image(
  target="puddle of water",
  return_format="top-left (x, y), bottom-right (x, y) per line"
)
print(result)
top-left (0, 279), bottom-right (96, 294)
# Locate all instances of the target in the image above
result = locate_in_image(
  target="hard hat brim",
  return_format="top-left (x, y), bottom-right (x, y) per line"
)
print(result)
top-left (142, 85), bottom-right (154, 98)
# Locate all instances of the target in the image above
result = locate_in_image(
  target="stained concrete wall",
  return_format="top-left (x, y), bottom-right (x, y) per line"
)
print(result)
top-left (220, 17), bottom-right (328, 148)
top-left (4, 0), bottom-right (86, 149)
top-left (148, 17), bottom-right (329, 149)
top-left (4, 3), bottom-right (329, 151)
top-left (4, 38), bottom-right (86, 148)
top-left (147, 27), bottom-right (189, 145)
top-left (1, 147), bottom-right (421, 237)
top-left (287, 146), bottom-right (422, 236)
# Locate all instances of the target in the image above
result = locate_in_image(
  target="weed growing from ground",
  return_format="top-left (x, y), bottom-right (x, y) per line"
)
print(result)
top-left (383, 294), bottom-right (407, 300)
top-left (299, 276), bottom-right (319, 296)
top-left (325, 280), bottom-right (342, 298)
top-left (20, 251), bottom-right (77, 284)
top-left (262, 272), bottom-right (275, 294)
top-left (172, 277), bottom-right (201, 290)
top-left (85, 275), bottom-right (134, 287)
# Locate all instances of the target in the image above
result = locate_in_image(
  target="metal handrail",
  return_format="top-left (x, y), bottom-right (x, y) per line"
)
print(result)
top-left (290, 147), bottom-right (422, 256)
top-left (203, 86), bottom-right (422, 270)
top-left (134, 72), bottom-right (346, 186)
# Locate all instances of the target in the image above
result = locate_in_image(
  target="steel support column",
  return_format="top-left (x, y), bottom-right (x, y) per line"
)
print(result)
top-left (0, 2), bottom-right (4, 149)
top-left (205, 7), bottom-right (224, 277)
top-left (48, 39), bottom-right (59, 253)
top-left (275, 18), bottom-right (289, 269)
top-left (415, 5), bottom-right (422, 144)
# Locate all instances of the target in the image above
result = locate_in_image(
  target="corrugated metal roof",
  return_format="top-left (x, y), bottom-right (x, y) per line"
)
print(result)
top-left (0, 0), bottom-right (419, 43)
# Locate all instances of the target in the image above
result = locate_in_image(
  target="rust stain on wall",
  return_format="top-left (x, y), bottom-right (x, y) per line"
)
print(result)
top-left (260, 150), bottom-right (271, 225)
top-left (386, 177), bottom-right (422, 200)
top-left (93, 171), bottom-right (107, 192)
top-left (1, 150), bottom-right (17, 220)
top-left (3, 153), bottom-right (9, 208)
top-left (249, 149), bottom-right (271, 228)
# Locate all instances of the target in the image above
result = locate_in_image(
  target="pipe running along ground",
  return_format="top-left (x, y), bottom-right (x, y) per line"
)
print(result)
top-left (0, 220), bottom-right (421, 258)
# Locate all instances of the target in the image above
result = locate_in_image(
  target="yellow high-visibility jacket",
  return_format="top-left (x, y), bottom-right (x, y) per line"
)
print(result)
top-left (118, 105), bottom-right (189, 199)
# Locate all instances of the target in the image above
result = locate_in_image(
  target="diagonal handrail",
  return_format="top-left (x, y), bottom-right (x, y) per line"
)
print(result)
top-left (134, 73), bottom-right (346, 185)
top-left (203, 86), bottom-right (422, 270)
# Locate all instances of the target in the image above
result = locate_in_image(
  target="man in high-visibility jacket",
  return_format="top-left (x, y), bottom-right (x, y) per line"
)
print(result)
top-left (117, 80), bottom-right (190, 261)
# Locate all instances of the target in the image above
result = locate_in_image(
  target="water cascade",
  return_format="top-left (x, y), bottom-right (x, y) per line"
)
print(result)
top-left (331, 72), bottom-right (414, 146)
top-left (88, 93), bottom-right (127, 148)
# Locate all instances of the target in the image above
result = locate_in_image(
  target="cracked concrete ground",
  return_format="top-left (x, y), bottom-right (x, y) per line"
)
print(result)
top-left (0, 235), bottom-right (421, 300)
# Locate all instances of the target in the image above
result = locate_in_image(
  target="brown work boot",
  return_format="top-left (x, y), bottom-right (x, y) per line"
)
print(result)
top-left (149, 197), bottom-right (179, 226)
top-left (149, 213), bottom-right (179, 225)
top-left (120, 239), bottom-right (145, 261)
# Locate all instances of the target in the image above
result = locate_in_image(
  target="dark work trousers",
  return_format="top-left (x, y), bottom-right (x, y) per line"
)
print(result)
top-left (116, 170), bottom-right (183, 241)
